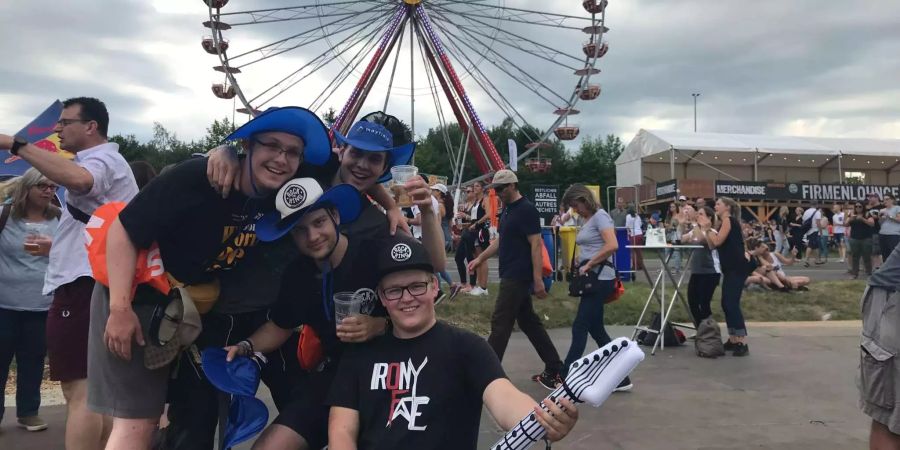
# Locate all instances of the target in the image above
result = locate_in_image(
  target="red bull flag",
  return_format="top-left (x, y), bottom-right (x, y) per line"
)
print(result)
top-left (1, 100), bottom-right (75, 177)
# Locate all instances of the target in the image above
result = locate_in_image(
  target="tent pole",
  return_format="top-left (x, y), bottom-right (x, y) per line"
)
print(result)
top-left (669, 145), bottom-right (675, 179)
top-left (753, 148), bottom-right (758, 181)
top-left (838, 152), bottom-right (843, 184)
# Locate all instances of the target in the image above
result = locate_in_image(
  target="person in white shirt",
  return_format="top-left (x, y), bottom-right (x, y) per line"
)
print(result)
top-left (0, 97), bottom-right (138, 450)
top-left (801, 205), bottom-right (823, 266)
top-left (832, 204), bottom-right (846, 263)
top-left (625, 207), bottom-right (644, 270)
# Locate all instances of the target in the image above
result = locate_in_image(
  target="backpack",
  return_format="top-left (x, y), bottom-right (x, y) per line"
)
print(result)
top-left (694, 317), bottom-right (725, 358)
top-left (637, 313), bottom-right (685, 347)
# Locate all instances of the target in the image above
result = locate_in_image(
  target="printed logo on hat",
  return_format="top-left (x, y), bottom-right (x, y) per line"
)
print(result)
top-left (391, 243), bottom-right (412, 262)
top-left (283, 183), bottom-right (307, 209)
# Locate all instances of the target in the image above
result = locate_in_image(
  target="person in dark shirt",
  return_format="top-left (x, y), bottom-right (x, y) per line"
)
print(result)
top-left (699, 196), bottom-right (750, 356)
top-left (847, 202), bottom-right (876, 278)
top-left (92, 107), bottom-right (332, 450)
top-left (467, 170), bottom-right (563, 389)
top-left (224, 176), bottom-right (445, 450)
top-left (327, 234), bottom-right (578, 450)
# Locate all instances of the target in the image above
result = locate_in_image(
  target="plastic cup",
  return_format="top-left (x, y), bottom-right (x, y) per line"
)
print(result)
top-left (333, 291), bottom-right (364, 325)
top-left (390, 165), bottom-right (418, 207)
top-left (23, 222), bottom-right (46, 252)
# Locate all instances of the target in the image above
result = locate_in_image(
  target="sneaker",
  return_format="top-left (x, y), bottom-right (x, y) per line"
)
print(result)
top-left (723, 340), bottom-right (737, 352)
top-left (614, 376), bottom-right (633, 392)
top-left (468, 286), bottom-right (487, 296)
top-left (17, 416), bottom-right (48, 432)
top-left (448, 284), bottom-right (463, 301)
top-left (531, 371), bottom-right (562, 390)
top-left (731, 342), bottom-right (749, 357)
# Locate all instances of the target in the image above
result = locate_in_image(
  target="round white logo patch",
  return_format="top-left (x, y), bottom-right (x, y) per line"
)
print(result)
top-left (283, 184), bottom-right (307, 209)
top-left (390, 243), bottom-right (412, 262)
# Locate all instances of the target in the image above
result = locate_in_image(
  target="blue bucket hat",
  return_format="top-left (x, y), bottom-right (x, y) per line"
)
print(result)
top-left (333, 120), bottom-right (415, 183)
top-left (255, 178), bottom-right (362, 242)
top-left (201, 348), bottom-right (269, 449)
top-left (225, 106), bottom-right (331, 166)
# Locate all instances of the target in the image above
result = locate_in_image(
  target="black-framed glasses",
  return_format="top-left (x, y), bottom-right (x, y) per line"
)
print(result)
top-left (381, 281), bottom-right (430, 301)
top-left (34, 182), bottom-right (58, 192)
top-left (56, 119), bottom-right (90, 127)
top-left (253, 138), bottom-right (303, 161)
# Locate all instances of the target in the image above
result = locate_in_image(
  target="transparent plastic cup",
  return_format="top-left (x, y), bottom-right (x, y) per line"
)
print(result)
top-left (333, 291), bottom-right (364, 325)
top-left (390, 165), bottom-right (418, 207)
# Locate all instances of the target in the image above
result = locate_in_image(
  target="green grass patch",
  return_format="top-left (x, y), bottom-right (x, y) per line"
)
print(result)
top-left (438, 279), bottom-right (868, 335)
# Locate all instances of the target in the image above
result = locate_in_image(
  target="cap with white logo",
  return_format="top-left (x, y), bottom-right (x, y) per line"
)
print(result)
top-left (255, 178), bottom-right (362, 242)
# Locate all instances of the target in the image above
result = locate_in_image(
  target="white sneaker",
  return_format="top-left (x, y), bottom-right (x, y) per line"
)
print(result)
top-left (468, 286), bottom-right (487, 296)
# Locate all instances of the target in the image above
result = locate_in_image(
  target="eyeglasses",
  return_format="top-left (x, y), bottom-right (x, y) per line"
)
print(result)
top-left (55, 119), bottom-right (89, 127)
top-left (253, 138), bottom-right (303, 161)
top-left (381, 281), bottom-right (430, 301)
top-left (34, 183), bottom-right (58, 192)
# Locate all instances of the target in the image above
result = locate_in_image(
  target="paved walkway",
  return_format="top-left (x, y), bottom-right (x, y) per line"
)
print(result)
top-left (1, 322), bottom-right (869, 449)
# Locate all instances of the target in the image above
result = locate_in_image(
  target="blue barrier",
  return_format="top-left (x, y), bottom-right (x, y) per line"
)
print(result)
top-left (542, 228), bottom-right (555, 292)
top-left (614, 227), bottom-right (632, 281)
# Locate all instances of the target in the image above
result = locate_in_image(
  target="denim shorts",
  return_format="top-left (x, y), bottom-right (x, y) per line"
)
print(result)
top-left (858, 286), bottom-right (900, 433)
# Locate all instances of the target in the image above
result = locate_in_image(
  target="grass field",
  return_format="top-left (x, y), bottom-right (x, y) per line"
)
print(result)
top-left (438, 279), bottom-right (868, 335)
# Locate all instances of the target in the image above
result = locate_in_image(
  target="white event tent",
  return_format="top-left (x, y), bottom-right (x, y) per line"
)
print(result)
top-left (616, 129), bottom-right (900, 187)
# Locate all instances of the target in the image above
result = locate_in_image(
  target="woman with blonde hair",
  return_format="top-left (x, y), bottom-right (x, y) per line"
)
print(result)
top-left (699, 196), bottom-right (750, 356)
top-left (0, 168), bottom-right (61, 431)
top-left (558, 184), bottom-right (631, 390)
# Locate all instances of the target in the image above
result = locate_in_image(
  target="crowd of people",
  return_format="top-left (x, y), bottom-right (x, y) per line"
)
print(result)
top-left (0, 97), bottom-right (585, 450)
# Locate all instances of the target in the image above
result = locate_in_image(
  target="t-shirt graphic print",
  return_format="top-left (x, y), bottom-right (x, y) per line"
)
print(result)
top-left (371, 357), bottom-right (430, 430)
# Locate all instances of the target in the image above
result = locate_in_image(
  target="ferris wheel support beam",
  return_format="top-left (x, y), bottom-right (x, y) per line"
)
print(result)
top-left (413, 14), bottom-right (491, 174)
top-left (332, 5), bottom-right (408, 134)
top-left (416, 6), bottom-right (504, 173)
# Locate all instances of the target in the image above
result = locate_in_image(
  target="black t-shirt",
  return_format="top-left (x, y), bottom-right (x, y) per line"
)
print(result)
top-left (214, 236), bottom-right (299, 314)
top-left (118, 157), bottom-right (271, 285)
top-left (271, 235), bottom-right (384, 360)
top-left (849, 215), bottom-right (876, 240)
top-left (718, 217), bottom-right (747, 274)
top-left (343, 195), bottom-right (391, 242)
top-left (498, 197), bottom-right (541, 281)
top-left (327, 321), bottom-right (507, 450)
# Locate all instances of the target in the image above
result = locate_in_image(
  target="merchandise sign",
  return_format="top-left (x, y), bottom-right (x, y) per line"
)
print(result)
top-left (715, 181), bottom-right (900, 202)
top-left (714, 181), bottom-right (768, 199)
top-left (655, 179), bottom-right (678, 199)
top-left (532, 184), bottom-right (559, 224)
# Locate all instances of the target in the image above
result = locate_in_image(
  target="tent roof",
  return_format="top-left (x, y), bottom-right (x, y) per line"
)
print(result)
top-left (618, 129), bottom-right (900, 169)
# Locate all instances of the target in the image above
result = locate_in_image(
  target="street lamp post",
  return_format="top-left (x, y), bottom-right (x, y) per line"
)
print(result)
top-left (691, 93), bottom-right (700, 132)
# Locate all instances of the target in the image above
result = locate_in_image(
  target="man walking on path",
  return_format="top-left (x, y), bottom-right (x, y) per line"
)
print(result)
top-left (859, 243), bottom-right (900, 448)
top-left (0, 97), bottom-right (138, 449)
top-left (468, 169), bottom-right (563, 389)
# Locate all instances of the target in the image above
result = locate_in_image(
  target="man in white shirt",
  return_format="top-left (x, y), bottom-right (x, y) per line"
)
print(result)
top-left (801, 205), bottom-right (823, 265)
top-left (832, 204), bottom-right (846, 263)
top-left (0, 97), bottom-right (138, 448)
top-left (625, 207), bottom-right (644, 270)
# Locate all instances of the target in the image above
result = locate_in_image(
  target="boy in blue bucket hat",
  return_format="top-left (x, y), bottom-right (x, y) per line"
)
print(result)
top-left (220, 174), bottom-right (446, 450)
top-left (87, 107), bottom-right (332, 450)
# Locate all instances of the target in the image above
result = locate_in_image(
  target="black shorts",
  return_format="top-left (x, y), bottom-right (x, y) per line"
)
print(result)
top-left (807, 232), bottom-right (820, 249)
top-left (272, 368), bottom-right (334, 449)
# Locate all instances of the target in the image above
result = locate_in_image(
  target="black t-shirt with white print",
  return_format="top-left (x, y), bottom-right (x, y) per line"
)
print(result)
top-left (118, 157), bottom-right (271, 286)
top-left (271, 235), bottom-right (385, 361)
top-left (327, 321), bottom-right (507, 450)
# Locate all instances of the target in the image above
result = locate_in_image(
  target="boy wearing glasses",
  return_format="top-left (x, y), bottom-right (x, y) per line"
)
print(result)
top-left (222, 176), bottom-right (444, 450)
top-left (327, 234), bottom-right (579, 450)
top-left (1, 97), bottom-right (138, 447)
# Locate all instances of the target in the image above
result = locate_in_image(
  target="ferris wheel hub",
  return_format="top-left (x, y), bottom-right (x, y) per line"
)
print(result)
top-left (402, 0), bottom-right (422, 5)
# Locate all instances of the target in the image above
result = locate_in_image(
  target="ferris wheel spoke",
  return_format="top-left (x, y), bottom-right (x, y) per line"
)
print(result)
top-left (435, 2), bottom-right (593, 31)
top-left (309, 22), bottom-right (389, 112)
top-left (413, 29), bottom-right (461, 174)
top-left (429, 12), bottom-right (568, 107)
top-left (228, 5), bottom-right (390, 66)
top-left (217, 1), bottom-right (386, 25)
top-left (428, 3), bottom-right (583, 70)
top-left (250, 23), bottom-right (385, 107)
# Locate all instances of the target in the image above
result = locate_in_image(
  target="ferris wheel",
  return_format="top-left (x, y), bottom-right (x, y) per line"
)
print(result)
top-left (201, 0), bottom-right (611, 179)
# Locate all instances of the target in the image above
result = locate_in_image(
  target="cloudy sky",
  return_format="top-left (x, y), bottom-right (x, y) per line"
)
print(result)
top-left (1, 0), bottom-right (898, 152)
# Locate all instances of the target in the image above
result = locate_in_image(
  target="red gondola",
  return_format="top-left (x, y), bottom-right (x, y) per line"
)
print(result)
top-left (203, 0), bottom-right (229, 8)
top-left (201, 37), bottom-right (229, 54)
top-left (555, 126), bottom-right (580, 141)
top-left (525, 157), bottom-right (553, 173)
top-left (578, 84), bottom-right (601, 101)
top-left (583, 0), bottom-right (608, 14)
top-left (583, 42), bottom-right (609, 58)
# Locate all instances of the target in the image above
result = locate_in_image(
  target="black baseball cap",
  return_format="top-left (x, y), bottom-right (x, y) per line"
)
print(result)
top-left (372, 234), bottom-right (434, 281)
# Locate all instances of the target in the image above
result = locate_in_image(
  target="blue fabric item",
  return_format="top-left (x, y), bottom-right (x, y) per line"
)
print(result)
top-left (201, 348), bottom-right (269, 449)
top-left (255, 183), bottom-right (363, 242)
top-left (332, 121), bottom-right (415, 182)
top-left (225, 106), bottom-right (331, 166)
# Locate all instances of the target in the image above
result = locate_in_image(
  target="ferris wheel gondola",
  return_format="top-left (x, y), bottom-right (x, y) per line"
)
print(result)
top-left (201, 0), bottom-right (612, 181)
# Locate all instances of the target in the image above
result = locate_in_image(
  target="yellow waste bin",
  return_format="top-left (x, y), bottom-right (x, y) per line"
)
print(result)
top-left (558, 226), bottom-right (579, 271)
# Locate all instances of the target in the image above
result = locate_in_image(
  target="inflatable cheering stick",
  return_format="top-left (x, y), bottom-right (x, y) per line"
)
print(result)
top-left (490, 337), bottom-right (645, 450)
